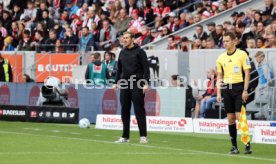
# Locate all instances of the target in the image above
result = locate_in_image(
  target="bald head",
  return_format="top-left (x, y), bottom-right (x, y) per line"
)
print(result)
top-left (207, 68), bottom-right (216, 78)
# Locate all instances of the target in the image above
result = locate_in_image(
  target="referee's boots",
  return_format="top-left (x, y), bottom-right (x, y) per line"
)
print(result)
top-left (244, 143), bottom-right (252, 154)
top-left (229, 146), bottom-right (240, 154)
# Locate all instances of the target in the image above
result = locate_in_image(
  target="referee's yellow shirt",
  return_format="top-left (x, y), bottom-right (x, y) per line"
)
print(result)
top-left (216, 49), bottom-right (251, 84)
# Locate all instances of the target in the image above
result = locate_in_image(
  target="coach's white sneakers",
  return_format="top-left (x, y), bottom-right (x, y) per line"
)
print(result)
top-left (115, 137), bottom-right (130, 143)
top-left (140, 136), bottom-right (148, 144)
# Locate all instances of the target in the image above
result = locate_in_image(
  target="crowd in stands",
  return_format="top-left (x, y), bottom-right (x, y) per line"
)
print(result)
top-left (168, 0), bottom-right (276, 51)
top-left (0, 0), bottom-right (250, 52)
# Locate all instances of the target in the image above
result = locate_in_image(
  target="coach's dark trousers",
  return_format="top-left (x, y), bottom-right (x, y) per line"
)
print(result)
top-left (120, 84), bottom-right (147, 139)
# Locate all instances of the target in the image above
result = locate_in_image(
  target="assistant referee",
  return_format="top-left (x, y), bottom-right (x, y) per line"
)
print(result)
top-left (216, 32), bottom-right (252, 154)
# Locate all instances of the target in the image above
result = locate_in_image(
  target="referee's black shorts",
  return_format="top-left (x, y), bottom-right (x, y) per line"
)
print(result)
top-left (222, 82), bottom-right (244, 114)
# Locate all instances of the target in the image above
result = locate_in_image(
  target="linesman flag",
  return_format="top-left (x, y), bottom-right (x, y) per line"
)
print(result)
top-left (238, 105), bottom-right (251, 145)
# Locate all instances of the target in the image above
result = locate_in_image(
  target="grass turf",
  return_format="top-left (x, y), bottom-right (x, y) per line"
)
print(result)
top-left (0, 121), bottom-right (276, 164)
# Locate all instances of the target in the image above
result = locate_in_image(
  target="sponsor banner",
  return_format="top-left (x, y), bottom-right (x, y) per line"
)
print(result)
top-left (193, 119), bottom-right (273, 134)
top-left (145, 89), bottom-right (161, 116)
top-left (2, 54), bottom-right (23, 82)
top-left (147, 116), bottom-right (193, 132)
top-left (68, 87), bottom-right (79, 108)
top-left (35, 53), bottom-right (79, 82)
top-left (0, 105), bottom-right (79, 123)
top-left (252, 126), bottom-right (276, 144)
top-left (29, 86), bottom-right (40, 105)
top-left (193, 119), bottom-right (229, 134)
top-left (95, 115), bottom-right (193, 132)
top-left (102, 89), bottom-right (118, 114)
top-left (0, 85), bottom-right (10, 105)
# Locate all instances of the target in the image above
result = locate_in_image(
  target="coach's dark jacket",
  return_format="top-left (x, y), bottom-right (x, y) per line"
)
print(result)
top-left (115, 44), bottom-right (150, 83)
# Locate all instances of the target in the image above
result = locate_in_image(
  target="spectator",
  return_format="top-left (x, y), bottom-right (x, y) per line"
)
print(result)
top-left (206, 37), bottom-right (219, 49)
top-left (114, 9), bottom-right (131, 36)
top-left (253, 11), bottom-right (262, 24)
top-left (179, 36), bottom-right (190, 52)
top-left (206, 22), bottom-right (216, 39)
top-left (20, 0), bottom-right (37, 30)
top-left (211, 1), bottom-right (220, 15)
top-left (154, 16), bottom-right (164, 30)
top-left (193, 24), bottom-right (208, 41)
top-left (82, 9), bottom-right (101, 29)
top-left (192, 38), bottom-right (202, 49)
top-left (172, 16), bottom-right (183, 32)
top-left (194, 68), bottom-right (217, 118)
top-left (261, 10), bottom-right (272, 26)
top-left (2, 36), bottom-right (15, 51)
top-left (264, 0), bottom-right (273, 14)
top-left (55, 39), bottom-right (64, 53)
top-left (257, 37), bottom-right (266, 48)
top-left (254, 51), bottom-right (274, 102)
top-left (65, 0), bottom-right (79, 17)
top-left (140, 0), bottom-right (154, 25)
top-left (167, 35), bottom-right (177, 49)
top-left (167, 12), bottom-right (176, 32)
top-left (110, 0), bottom-right (123, 23)
top-left (150, 28), bottom-right (162, 42)
top-left (164, 0), bottom-right (177, 11)
top-left (154, 0), bottom-right (171, 18)
top-left (136, 26), bottom-right (153, 46)
top-left (18, 29), bottom-right (33, 51)
top-left (90, 22), bottom-right (100, 42)
top-left (98, 20), bottom-right (116, 50)
top-left (230, 11), bottom-right (238, 25)
top-left (31, 30), bottom-right (46, 52)
top-left (246, 37), bottom-right (257, 48)
top-left (195, 2), bottom-right (206, 15)
top-left (70, 14), bottom-right (82, 35)
top-left (63, 27), bottom-right (79, 52)
top-left (22, 74), bottom-right (34, 82)
top-left (36, 2), bottom-right (48, 22)
top-left (214, 24), bottom-right (224, 48)
top-left (194, 13), bottom-right (202, 23)
top-left (45, 29), bottom-right (57, 52)
top-left (98, 11), bottom-right (112, 30)
top-left (0, 21), bottom-right (7, 38)
top-left (202, 10), bottom-right (211, 20)
top-left (76, 2), bottom-right (89, 21)
top-left (179, 13), bottom-right (189, 28)
top-left (9, 22), bottom-right (20, 47)
top-left (236, 22), bottom-right (254, 49)
top-left (171, 74), bottom-right (182, 87)
top-left (126, 0), bottom-right (138, 16)
top-left (128, 9), bottom-right (144, 33)
top-left (160, 26), bottom-right (171, 37)
top-left (2, 10), bottom-right (12, 31)
top-left (11, 4), bottom-right (23, 22)
top-left (41, 10), bottom-right (56, 31)
top-left (257, 21), bottom-right (265, 38)
top-left (78, 26), bottom-right (94, 51)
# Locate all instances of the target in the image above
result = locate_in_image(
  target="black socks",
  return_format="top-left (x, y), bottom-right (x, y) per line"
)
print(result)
top-left (229, 124), bottom-right (237, 148)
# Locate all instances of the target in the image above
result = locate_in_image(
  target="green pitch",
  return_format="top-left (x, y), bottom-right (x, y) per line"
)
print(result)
top-left (0, 121), bottom-right (276, 164)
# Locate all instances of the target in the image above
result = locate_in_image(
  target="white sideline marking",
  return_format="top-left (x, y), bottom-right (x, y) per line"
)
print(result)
top-left (70, 132), bottom-right (81, 135)
top-left (94, 135), bottom-right (102, 137)
top-left (51, 130), bottom-right (60, 133)
top-left (0, 152), bottom-right (198, 156)
top-left (0, 131), bottom-right (276, 162)
top-left (23, 128), bottom-right (41, 131)
top-left (161, 141), bottom-right (168, 143)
